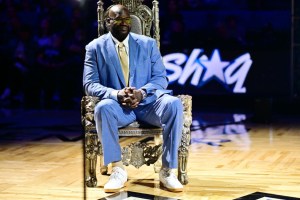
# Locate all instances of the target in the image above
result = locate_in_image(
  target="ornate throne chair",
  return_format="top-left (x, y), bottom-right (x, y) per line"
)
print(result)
top-left (81, 0), bottom-right (192, 188)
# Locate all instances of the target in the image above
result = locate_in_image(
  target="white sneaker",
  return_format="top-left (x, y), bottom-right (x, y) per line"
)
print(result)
top-left (159, 168), bottom-right (183, 192)
top-left (104, 167), bottom-right (127, 193)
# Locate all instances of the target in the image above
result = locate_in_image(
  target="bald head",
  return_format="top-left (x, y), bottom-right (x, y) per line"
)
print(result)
top-left (108, 4), bottom-right (130, 19)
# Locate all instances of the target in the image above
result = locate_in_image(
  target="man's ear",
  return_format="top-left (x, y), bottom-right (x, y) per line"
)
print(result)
top-left (105, 18), bottom-right (111, 31)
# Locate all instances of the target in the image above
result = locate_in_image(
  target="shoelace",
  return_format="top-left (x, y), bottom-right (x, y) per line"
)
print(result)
top-left (109, 168), bottom-right (125, 182)
top-left (162, 169), bottom-right (176, 179)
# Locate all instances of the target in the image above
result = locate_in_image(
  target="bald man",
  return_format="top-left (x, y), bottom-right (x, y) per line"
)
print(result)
top-left (83, 4), bottom-right (184, 193)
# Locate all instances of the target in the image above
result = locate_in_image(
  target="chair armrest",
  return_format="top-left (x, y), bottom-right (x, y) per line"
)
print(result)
top-left (81, 96), bottom-right (100, 130)
top-left (177, 95), bottom-right (192, 127)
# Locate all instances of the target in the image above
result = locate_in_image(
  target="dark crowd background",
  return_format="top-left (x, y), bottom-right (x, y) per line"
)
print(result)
top-left (0, 0), bottom-right (298, 114)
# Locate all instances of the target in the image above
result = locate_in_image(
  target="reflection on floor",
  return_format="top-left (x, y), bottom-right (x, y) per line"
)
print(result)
top-left (191, 112), bottom-right (250, 147)
top-left (100, 191), bottom-right (181, 200)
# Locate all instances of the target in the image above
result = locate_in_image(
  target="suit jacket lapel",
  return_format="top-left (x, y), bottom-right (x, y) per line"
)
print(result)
top-left (129, 34), bottom-right (138, 86)
top-left (105, 34), bottom-right (126, 87)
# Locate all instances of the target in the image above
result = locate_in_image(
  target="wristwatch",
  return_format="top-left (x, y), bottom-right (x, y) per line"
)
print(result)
top-left (140, 89), bottom-right (147, 100)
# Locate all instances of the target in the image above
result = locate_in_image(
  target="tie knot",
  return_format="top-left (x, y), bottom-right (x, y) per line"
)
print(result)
top-left (118, 42), bottom-right (125, 48)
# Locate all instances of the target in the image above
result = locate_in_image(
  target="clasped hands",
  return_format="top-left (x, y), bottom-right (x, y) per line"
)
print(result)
top-left (117, 87), bottom-right (143, 109)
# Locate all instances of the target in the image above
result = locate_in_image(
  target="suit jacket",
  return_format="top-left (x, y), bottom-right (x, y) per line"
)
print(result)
top-left (83, 32), bottom-right (172, 105)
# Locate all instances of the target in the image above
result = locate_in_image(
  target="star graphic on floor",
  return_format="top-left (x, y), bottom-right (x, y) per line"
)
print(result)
top-left (200, 49), bottom-right (230, 83)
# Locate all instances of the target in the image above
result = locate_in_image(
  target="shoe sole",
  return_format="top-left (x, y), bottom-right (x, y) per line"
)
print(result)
top-left (104, 185), bottom-right (125, 193)
top-left (104, 182), bottom-right (126, 193)
top-left (160, 182), bottom-right (183, 192)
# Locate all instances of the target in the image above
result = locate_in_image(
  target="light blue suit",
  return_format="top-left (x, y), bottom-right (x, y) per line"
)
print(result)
top-left (83, 32), bottom-right (183, 168)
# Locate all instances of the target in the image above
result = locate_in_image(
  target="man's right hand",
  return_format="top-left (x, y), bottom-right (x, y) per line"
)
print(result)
top-left (117, 88), bottom-right (129, 107)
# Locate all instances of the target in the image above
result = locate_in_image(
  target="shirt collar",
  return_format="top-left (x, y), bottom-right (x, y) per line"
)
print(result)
top-left (110, 32), bottom-right (129, 48)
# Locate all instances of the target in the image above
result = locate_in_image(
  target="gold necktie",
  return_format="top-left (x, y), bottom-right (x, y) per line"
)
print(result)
top-left (118, 42), bottom-right (129, 86)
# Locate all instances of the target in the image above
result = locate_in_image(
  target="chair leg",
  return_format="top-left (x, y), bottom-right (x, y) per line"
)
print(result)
top-left (99, 154), bottom-right (108, 175)
top-left (153, 135), bottom-right (162, 173)
top-left (178, 151), bottom-right (189, 185)
top-left (85, 133), bottom-right (99, 187)
top-left (85, 157), bottom-right (98, 187)
top-left (178, 127), bottom-right (191, 185)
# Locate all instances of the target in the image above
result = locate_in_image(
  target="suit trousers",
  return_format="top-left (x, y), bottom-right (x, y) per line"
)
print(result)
top-left (94, 94), bottom-right (183, 169)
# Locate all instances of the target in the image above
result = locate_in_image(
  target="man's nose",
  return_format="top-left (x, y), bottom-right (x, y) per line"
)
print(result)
top-left (120, 19), bottom-right (127, 25)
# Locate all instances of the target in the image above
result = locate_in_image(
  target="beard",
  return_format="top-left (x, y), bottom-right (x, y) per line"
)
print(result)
top-left (111, 25), bottom-right (131, 42)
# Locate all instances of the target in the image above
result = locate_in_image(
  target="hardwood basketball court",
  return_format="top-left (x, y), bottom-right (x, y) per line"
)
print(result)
top-left (0, 109), bottom-right (299, 199)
